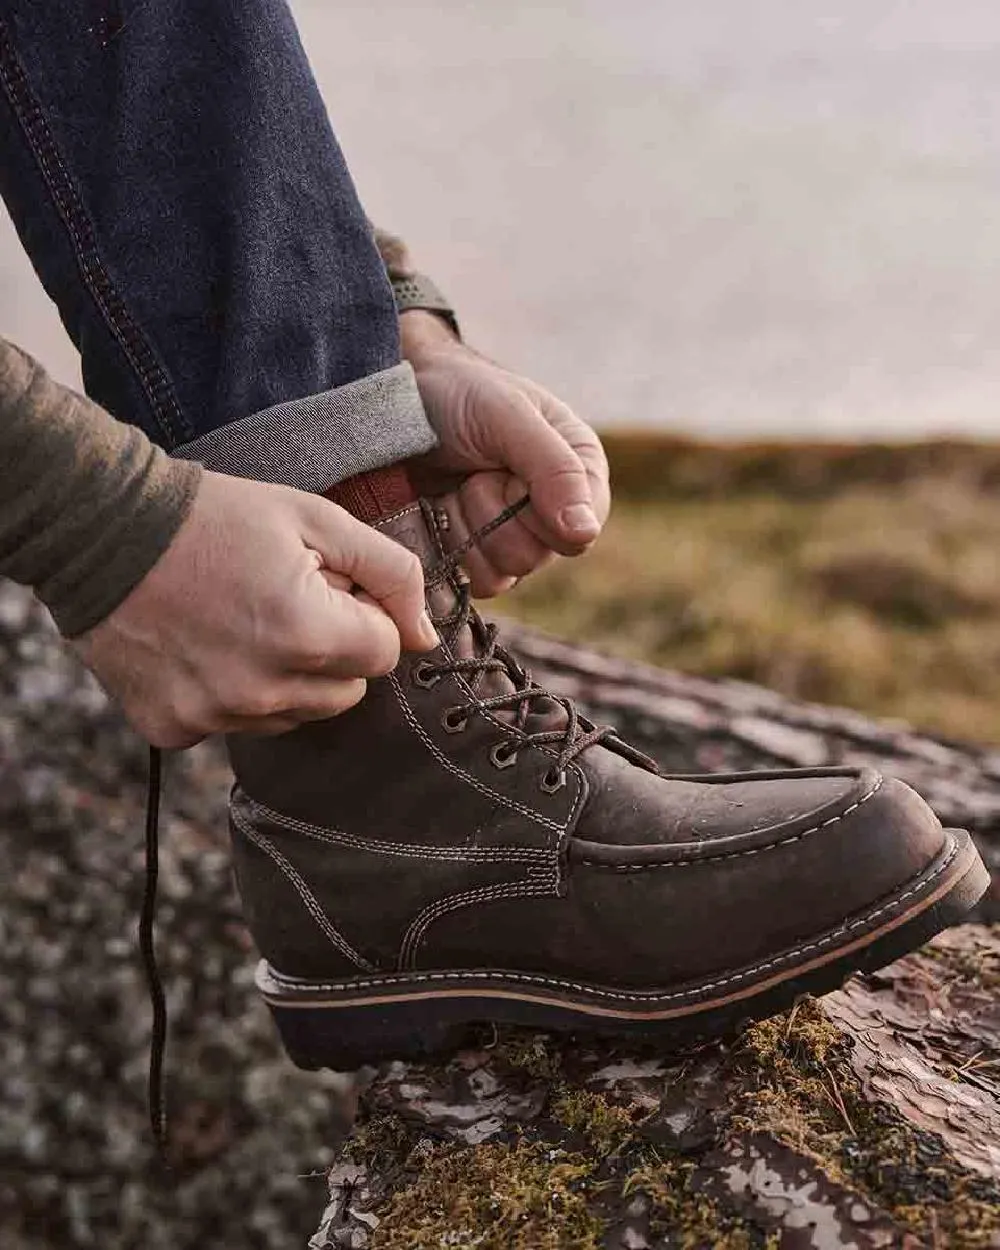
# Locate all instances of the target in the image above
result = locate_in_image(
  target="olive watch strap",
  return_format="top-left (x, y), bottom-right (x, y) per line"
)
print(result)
top-left (374, 227), bottom-right (461, 338)
top-left (389, 271), bottom-right (461, 338)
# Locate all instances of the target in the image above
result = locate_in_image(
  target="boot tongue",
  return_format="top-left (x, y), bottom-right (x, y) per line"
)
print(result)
top-left (377, 500), bottom-right (570, 735)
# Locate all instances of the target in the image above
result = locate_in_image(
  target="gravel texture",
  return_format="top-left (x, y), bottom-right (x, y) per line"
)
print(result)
top-left (0, 580), bottom-right (354, 1249)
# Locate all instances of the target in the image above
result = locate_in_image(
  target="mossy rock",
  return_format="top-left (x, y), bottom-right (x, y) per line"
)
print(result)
top-left (311, 932), bottom-right (1000, 1249)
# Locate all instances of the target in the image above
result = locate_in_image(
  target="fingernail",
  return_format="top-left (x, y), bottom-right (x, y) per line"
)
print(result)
top-left (559, 503), bottom-right (600, 539)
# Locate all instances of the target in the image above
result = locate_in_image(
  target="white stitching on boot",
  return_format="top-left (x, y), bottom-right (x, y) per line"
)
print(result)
top-left (232, 806), bottom-right (375, 972)
top-left (265, 834), bottom-right (961, 1004)
top-left (398, 868), bottom-right (557, 969)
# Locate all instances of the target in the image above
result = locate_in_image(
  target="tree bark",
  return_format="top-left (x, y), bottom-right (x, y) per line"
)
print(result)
top-left (3, 575), bottom-right (996, 1249)
top-left (311, 622), bottom-right (1000, 1250)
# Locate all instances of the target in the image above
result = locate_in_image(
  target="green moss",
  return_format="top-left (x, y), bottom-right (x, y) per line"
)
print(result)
top-left (849, 1116), bottom-right (1000, 1248)
top-left (625, 1157), bottom-right (777, 1250)
top-left (549, 1085), bottom-right (638, 1156)
top-left (732, 998), bottom-right (858, 1154)
top-left (494, 1029), bottom-right (564, 1082)
top-left (369, 1138), bottom-right (605, 1249)
top-left (730, 998), bottom-right (1000, 1249)
top-left (348, 987), bottom-right (1000, 1247)
top-left (346, 1111), bottom-right (413, 1171)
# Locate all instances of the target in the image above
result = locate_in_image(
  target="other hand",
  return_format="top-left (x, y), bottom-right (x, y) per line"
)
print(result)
top-left (72, 470), bottom-right (437, 748)
top-left (403, 311), bottom-right (610, 596)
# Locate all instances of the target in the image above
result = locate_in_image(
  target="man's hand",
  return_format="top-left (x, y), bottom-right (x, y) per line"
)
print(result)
top-left (403, 311), bottom-right (610, 596)
top-left (72, 471), bottom-right (437, 748)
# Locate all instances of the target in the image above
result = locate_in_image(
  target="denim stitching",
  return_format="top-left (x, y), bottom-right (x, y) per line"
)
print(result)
top-left (0, 21), bottom-right (187, 445)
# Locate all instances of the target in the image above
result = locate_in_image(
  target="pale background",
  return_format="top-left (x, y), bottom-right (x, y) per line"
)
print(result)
top-left (2, 0), bottom-right (1000, 438)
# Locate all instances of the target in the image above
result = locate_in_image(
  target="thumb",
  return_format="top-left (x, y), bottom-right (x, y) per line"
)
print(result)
top-left (301, 497), bottom-right (437, 652)
top-left (486, 391), bottom-right (600, 553)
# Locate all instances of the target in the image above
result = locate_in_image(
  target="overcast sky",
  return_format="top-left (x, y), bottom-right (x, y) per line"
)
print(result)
top-left (3, 0), bottom-right (999, 438)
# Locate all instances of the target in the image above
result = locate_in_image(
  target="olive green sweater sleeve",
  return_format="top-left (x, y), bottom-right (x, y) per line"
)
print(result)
top-left (0, 338), bottom-right (202, 638)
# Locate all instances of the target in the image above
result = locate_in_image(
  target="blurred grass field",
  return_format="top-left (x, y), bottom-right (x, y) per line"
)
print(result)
top-left (501, 435), bottom-right (1000, 745)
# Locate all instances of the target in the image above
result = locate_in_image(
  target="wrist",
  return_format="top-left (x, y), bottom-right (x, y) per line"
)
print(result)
top-left (400, 308), bottom-right (464, 368)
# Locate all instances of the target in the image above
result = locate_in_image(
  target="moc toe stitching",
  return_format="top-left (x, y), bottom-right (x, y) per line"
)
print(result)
top-left (571, 771), bottom-right (885, 869)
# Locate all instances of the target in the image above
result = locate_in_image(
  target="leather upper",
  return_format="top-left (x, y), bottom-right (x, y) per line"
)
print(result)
top-left (226, 502), bottom-right (948, 990)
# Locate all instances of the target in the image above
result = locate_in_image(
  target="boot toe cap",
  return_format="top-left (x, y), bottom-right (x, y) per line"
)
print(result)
top-left (562, 768), bottom-right (949, 987)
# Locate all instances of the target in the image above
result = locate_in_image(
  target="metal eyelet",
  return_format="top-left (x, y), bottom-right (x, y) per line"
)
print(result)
top-left (489, 741), bottom-right (519, 770)
top-left (412, 661), bottom-right (442, 689)
top-left (540, 767), bottom-right (567, 794)
top-left (442, 707), bottom-right (469, 734)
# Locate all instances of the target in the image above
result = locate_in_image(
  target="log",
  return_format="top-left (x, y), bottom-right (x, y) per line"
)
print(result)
top-left (309, 621), bottom-right (1000, 1250)
top-left (1, 582), bottom-right (997, 1249)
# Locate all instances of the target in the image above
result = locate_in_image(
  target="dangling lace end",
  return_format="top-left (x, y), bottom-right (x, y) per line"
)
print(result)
top-left (140, 745), bottom-right (170, 1162)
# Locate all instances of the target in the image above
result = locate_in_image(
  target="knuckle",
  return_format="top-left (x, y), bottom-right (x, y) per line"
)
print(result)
top-left (216, 675), bottom-right (279, 719)
top-left (503, 552), bottom-right (542, 579)
top-left (295, 644), bottom-right (333, 674)
top-left (469, 568), bottom-right (509, 599)
top-left (174, 695), bottom-right (213, 737)
top-left (368, 631), bottom-right (401, 678)
top-left (296, 681), bottom-right (367, 721)
top-left (266, 593), bottom-right (301, 634)
top-left (286, 626), bottom-right (333, 672)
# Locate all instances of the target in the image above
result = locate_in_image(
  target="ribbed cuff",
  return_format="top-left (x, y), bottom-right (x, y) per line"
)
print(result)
top-left (172, 362), bottom-right (438, 490)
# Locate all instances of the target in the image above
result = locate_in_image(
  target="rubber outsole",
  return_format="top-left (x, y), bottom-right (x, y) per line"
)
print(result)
top-left (258, 828), bottom-right (990, 1072)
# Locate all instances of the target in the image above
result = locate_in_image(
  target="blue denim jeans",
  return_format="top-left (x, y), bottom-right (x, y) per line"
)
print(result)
top-left (0, 0), bottom-right (436, 488)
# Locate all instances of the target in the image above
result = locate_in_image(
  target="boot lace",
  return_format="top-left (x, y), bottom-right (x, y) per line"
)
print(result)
top-left (140, 493), bottom-right (657, 1156)
top-left (420, 495), bottom-right (658, 788)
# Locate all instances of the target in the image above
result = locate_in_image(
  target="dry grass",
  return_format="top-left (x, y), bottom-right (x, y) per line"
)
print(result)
top-left (501, 440), bottom-right (1000, 745)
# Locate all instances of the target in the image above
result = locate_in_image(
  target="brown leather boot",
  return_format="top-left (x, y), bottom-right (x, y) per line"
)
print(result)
top-left (226, 500), bottom-right (989, 1069)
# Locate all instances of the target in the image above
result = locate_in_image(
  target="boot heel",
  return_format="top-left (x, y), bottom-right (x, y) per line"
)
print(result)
top-left (267, 999), bottom-right (472, 1071)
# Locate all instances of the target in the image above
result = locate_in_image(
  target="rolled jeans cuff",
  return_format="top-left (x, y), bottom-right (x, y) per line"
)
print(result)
top-left (171, 362), bottom-right (438, 490)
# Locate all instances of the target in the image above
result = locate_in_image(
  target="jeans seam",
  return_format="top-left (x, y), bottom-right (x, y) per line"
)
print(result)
top-left (0, 19), bottom-right (189, 446)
